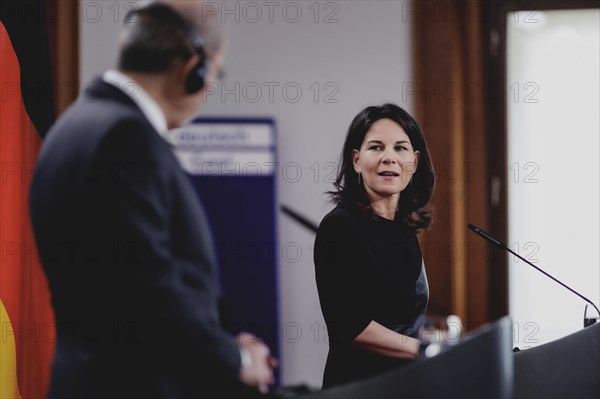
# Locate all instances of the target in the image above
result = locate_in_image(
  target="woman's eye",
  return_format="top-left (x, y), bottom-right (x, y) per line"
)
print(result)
top-left (369, 145), bottom-right (383, 151)
top-left (395, 146), bottom-right (408, 151)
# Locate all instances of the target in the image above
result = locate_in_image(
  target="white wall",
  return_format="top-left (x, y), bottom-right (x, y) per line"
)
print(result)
top-left (80, 0), bottom-right (413, 387)
top-left (507, 9), bottom-right (600, 348)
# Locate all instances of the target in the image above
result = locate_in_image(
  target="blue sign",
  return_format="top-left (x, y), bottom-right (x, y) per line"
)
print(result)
top-left (169, 118), bottom-right (280, 372)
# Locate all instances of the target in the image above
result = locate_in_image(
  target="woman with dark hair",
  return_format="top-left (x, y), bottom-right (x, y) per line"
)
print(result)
top-left (314, 103), bottom-right (435, 387)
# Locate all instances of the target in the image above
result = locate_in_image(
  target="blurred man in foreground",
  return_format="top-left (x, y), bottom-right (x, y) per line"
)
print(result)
top-left (30, 1), bottom-right (275, 397)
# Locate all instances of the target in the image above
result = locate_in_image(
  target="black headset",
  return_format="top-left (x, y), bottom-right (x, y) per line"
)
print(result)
top-left (126, 2), bottom-right (208, 94)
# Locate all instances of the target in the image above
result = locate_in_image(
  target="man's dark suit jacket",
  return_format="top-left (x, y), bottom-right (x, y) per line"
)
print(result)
top-left (30, 79), bottom-right (243, 398)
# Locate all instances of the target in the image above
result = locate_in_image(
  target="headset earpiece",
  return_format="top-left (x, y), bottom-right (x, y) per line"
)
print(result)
top-left (184, 40), bottom-right (207, 94)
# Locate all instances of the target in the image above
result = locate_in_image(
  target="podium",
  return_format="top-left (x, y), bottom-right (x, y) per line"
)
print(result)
top-left (514, 322), bottom-right (600, 399)
top-left (274, 318), bottom-right (599, 399)
top-left (292, 317), bottom-right (514, 399)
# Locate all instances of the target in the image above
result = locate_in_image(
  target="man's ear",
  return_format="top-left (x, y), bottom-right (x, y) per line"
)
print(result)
top-left (352, 149), bottom-right (360, 173)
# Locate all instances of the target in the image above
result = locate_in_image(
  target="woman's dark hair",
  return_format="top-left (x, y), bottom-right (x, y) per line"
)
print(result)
top-left (330, 103), bottom-right (435, 231)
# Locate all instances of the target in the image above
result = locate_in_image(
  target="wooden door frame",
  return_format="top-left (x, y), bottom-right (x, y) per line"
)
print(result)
top-left (482, 0), bottom-right (599, 320)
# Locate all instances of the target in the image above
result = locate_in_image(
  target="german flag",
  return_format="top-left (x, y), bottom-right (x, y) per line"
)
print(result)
top-left (1, 2), bottom-right (56, 398)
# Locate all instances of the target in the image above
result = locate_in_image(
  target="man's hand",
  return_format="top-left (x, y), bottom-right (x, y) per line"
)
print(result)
top-left (237, 332), bottom-right (277, 394)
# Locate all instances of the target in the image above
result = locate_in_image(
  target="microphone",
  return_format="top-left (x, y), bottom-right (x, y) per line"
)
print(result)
top-left (467, 223), bottom-right (600, 326)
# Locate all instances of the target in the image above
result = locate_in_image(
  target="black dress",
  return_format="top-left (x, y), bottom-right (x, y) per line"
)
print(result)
top-left (314, 203), bottom-right (429, 387)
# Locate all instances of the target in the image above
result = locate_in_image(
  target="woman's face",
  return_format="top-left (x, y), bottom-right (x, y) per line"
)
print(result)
top-left (352, 118), bottom-right (420, 203)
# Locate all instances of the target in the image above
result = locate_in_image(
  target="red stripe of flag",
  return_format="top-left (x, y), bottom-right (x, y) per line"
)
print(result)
top-left (1, 3), bottom-right (56, 398)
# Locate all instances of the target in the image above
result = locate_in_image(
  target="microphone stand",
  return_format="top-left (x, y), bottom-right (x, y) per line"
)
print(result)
top-left (467, 224), bottom-right (600, 327)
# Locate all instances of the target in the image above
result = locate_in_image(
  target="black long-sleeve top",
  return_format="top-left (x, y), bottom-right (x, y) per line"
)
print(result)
top-left (314, 203), bottom-right (429, 387)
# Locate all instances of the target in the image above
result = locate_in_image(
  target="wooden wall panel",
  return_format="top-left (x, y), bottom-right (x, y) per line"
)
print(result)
top-left (46, 0), bottom-right (79, 116)
top-left (413, 0), bottom-right (492, 328)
